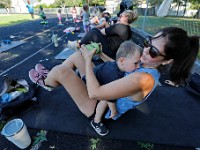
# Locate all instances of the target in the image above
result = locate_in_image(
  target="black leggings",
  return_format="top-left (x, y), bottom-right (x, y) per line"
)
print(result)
top-left (80, 28), bottom-right (115, 59)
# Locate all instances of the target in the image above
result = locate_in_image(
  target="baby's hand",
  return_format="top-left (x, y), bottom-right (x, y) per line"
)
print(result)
top-left (95, 44), bottom-right (102, 56)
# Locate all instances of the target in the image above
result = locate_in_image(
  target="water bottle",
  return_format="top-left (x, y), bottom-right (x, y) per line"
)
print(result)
top-left (51, 34), bottom-right (58, 47)
top-left (9, 91), bottom-right (22, 100)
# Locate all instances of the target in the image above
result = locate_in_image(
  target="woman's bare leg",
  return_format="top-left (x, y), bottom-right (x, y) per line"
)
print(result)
top-left (44, 51), bottom-right (85, 87)
top-left (61, 51), bottom-right (95, 77)
top-left (44, 51), bottom-right (96, 117)
top-left (61, 51), bottom-right (87, 77)
top-left (45, 65), bottom-right (97, 117)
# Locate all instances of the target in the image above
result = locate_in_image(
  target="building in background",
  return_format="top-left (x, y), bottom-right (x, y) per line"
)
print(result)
top-left (2, 0), bottom-right (120, 14)
top-left (105, 0), bottom-right (120, 14)
top-left (11, 0), bottom-right (55, 13)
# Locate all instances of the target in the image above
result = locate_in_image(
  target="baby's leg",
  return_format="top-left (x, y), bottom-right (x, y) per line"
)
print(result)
top-left (91, 100), bottom-right (109, 136)
top-left (94, 101), bottom-right (108, 123)
top-left (107, 102), bottom-right (117, 119)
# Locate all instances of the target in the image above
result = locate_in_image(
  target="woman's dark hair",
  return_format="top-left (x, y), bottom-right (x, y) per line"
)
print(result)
top-left (159, 27), bottom-right (199, 85)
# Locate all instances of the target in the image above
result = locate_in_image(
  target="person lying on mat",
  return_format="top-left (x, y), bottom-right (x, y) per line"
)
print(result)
top-left (29, 27), bottom-right (199, 136)
top-left (68, 10), bottom-right (138, 59)
top-left (93, 7), bottom-right (110, 30)
top-left (80, 41), bottom-right (142, 136)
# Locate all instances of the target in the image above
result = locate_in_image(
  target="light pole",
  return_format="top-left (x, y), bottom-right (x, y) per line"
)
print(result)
top-left (142, 0), bottom-right (149, 31)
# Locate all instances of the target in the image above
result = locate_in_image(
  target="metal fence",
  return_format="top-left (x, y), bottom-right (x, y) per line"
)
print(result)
top-left (134, 17), bottom-right (200, 36)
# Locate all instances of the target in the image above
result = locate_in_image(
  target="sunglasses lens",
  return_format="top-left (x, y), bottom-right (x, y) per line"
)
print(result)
top-left (149, 47), bottom-right (159, 58)
top-left (144, 37), bottom-right (165, 58)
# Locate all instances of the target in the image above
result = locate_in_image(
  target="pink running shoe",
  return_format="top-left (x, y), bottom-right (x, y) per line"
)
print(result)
top-left (35, 64), bottom-right (49, 77)
top-left (29, 69), bottom-right (52, 91)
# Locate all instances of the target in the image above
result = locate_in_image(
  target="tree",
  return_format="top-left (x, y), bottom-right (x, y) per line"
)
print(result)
top-left (38, 0), bottom-right (42, 5)
top-left (149, 0), bottom-right (163, 6)
top-left (189, 0), bottom-right (199, 9)
top-left (0, 0), bottom-right (12, 13)
top-left (188, 0), bottom-right (199, 18)
top-left (53, 0), bottom-right (82, 8)
top-left (183, 0), bottom-right (188, 16)
top-left (91, 0), bottom-right (106, 6)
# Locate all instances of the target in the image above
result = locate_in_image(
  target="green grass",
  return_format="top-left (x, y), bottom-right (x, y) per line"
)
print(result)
top-left (0, 14), bottom-right (39, 27)
top-left (132, 16), bottom-right (200, 36)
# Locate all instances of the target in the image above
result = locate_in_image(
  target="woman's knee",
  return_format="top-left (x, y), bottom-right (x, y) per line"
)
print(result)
top-left (62, 51), bottom-right (82, 68)
top-left (53, 65), bottom-right (70, 77)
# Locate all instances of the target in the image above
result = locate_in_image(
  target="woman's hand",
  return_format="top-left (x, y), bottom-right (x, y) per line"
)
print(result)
top-left (80, 45), bottom-right (96, 63)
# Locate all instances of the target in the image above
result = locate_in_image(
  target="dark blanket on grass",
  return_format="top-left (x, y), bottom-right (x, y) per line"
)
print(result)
top-left (20, 85), bottom-right (200, 147)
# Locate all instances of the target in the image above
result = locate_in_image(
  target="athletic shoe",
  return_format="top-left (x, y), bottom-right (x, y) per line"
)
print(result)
top-left (35, 63), bottom-right (49, 78)
top-left (29, 69), bottom-right (53, 91)
top-left (40, 21), bottom-right (45, 24)
top-left (67, 40), bottom-right (79, 51)
top-left (90, 120), bottom-right (109, 136)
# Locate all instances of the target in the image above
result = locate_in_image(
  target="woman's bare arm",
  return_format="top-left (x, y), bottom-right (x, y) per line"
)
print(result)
top-left (81, 45), bottom-right (154, 101)
top-left (87, 70), bottom-right (154, 101)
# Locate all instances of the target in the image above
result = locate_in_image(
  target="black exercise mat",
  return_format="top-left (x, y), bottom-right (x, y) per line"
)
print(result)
top-left (20, 85), bottom-right (200, 147)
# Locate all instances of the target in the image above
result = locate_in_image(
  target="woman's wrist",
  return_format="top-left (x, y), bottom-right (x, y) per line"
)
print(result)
top-left (85, 59), bottom-right (93, 66)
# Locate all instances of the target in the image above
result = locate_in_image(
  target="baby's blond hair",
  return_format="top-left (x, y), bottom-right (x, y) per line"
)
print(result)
top-left (116, 41), bottom-right (142, 61)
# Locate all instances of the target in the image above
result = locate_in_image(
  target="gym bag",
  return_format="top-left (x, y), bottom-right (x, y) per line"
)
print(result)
top-left (0, 78), bottom-right (38, 121)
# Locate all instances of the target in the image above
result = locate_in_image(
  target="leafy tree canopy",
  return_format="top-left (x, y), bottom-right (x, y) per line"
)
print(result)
top-left (189, 0), bottom-right (200, 9)
top-left (0, 0), bottom-right (11, 8)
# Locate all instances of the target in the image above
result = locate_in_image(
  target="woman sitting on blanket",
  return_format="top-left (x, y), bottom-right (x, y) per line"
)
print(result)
top-left (29, 27), bottom-right (199, 136)
top-left (68, 9), bottom-right (138, 59)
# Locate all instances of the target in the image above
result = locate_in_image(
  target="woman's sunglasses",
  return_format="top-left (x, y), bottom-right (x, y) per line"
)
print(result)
top-left (143, 36), bottom-right (166, 58)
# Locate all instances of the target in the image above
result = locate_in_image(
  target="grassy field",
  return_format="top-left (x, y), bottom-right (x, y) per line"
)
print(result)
top-left (0, 14), bottom-right (39, 27)
top-left (132, 16), bottom-right (200, 36)
top-left (1, 14), bottom-right (199, 36)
